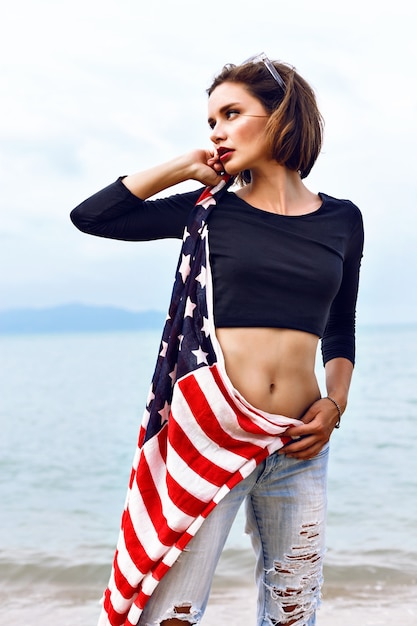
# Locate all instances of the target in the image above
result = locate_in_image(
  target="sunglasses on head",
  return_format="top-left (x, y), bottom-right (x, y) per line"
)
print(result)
top-left (241, 52), bottom-right (286, 92)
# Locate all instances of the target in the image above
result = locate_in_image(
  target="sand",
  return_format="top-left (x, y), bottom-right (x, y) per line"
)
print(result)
top-left (204, 586), bottom-right (417, 625)
top-left (4, 588), bottom-right (417, 625)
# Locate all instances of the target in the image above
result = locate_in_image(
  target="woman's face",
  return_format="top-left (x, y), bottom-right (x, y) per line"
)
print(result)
top-left (207, 81), bottom-right (271, 176)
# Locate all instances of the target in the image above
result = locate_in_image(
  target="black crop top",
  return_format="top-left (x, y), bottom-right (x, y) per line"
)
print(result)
top-left (70, 179), bottom-right (364, 365)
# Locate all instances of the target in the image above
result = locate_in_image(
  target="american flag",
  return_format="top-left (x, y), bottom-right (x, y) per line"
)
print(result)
top-left (99, 177), bottom-right (299, 626)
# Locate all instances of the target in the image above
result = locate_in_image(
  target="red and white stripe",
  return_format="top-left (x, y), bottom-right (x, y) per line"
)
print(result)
top-left (99, 362), bottom-right (299, 626)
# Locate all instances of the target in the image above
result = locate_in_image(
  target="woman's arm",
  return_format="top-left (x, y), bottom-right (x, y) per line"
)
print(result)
top-left (281, 207), bottom-right (364, 459)
top-left (70, 150), bottom-right (224, 241)
top-left (122, 149), bottom-right (224, 200)
top-left (324, 356), bottom-right (353, 417)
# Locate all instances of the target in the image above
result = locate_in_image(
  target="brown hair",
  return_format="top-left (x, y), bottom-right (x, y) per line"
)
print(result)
top-left (207, 60), bottom-right (324, 180)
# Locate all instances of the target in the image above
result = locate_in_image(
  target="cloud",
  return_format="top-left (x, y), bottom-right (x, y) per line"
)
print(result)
top-left (1, 0), bottom-right (416, 324)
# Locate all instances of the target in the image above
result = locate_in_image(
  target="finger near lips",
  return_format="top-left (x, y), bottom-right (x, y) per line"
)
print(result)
top-left (207, 156), bottom-right (223, 171)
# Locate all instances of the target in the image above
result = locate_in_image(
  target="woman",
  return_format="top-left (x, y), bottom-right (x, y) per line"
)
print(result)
top-left (71, 54), bottom-right (363, 626)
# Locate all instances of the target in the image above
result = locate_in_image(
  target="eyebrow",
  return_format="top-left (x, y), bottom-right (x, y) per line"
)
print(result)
top-left (207, 101), bottom-right (242, 124)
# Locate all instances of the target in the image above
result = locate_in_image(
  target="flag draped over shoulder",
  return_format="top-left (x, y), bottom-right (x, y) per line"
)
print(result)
top-left (99, 177), bottom-right (300, 626)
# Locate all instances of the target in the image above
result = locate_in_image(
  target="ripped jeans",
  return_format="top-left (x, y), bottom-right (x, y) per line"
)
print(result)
top-left (138, 443), bottom-right (329, 626)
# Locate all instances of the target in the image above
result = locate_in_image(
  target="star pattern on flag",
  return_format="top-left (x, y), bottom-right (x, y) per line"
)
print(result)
top-left (169, 365), bottom-right (177, 386)
top-left (195, 265), bottom-right (206, 288)
top-left (139, 176), bottom-right (232, 447)
top-left (184, 297), bottom-right (196, 318)
top-left (179, 254), bottom-right (191, 283)
top-left (201, 316), bottom-right (211, 338)
top-left (158, 400), bottom-right (170, 425)
top-left (191, 347), bottom-right (209, 365)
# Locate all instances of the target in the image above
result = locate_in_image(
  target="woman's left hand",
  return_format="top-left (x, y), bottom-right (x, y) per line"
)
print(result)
top-left (278, 398), bottom-right (341, 460)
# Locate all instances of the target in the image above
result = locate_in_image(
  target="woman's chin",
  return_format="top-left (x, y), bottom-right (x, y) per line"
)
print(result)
top-left (222, 164), bottom-right (239, 177)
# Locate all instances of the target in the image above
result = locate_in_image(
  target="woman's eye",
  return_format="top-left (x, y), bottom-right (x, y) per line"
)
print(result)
top-left (208, 110), bottom-right (240, 129)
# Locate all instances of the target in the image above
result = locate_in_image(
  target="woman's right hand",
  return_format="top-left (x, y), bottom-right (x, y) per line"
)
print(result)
top-left (187, 148), bottom-right (225, 187)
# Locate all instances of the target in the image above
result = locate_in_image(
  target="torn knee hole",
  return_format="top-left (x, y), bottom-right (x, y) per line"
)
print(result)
top-left (174, 604), bottom-right (191, 614)
top-left (159, 603), bottom-right (197, 626)
top-left (273, 551), bottom-right (319, 574)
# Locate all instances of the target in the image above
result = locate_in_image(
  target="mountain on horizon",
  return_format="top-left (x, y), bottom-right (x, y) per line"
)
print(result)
top-left (0, 304), bottom-right (166, 334)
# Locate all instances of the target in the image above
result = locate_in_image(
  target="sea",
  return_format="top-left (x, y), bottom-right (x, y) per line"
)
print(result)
top-left (1, 325), bottom-right (417, 625)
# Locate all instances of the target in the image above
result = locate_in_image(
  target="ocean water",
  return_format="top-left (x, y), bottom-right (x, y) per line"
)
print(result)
top-left (1, 325), bottom-right (417, 624)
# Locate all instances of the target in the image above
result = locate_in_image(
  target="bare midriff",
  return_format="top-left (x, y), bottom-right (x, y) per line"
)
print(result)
top-left (215, 327), bottom-right (321, 418)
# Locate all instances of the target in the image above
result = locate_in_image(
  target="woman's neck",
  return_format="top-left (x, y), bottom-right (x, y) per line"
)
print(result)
top-left (235, 165), bottom-right (321, 216)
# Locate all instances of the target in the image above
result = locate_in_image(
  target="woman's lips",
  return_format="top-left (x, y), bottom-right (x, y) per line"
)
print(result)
top-left (218, 148), bottom-right (234, 161)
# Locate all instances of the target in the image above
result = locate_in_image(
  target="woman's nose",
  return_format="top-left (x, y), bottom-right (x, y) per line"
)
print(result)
top-left (209, 122), bottom-right (226, 144)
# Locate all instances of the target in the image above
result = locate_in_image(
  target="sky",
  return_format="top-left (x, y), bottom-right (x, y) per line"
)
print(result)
top-left (1, 0), bottom-right (416, 325)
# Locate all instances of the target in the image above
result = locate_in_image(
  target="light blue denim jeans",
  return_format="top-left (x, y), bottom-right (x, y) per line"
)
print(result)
top-left (139, 444), bottom-right (329, 626)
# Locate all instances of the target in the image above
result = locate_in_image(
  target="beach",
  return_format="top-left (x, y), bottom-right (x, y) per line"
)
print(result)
top-left (1, 325), bottom-right (417, 625)
top-left (3, 576), bottom-right (417, 625)
top-left (204, 585), bottom-right (417, 626)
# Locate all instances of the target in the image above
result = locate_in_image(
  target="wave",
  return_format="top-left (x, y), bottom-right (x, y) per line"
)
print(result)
top-left (3, 546), bottom-right (416, 593)
top-left (213, 547), bottom-right (417, 593)
top-left (1, 555), bottom-right (111, 588)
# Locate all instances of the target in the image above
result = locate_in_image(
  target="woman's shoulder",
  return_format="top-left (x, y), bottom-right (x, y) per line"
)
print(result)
top-left (319, 192), bottom-right (362, 216)
top-left (319, 192), bottom-right (364, 255)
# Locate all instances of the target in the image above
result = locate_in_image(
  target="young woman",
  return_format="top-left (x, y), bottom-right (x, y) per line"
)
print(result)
top-left (71, 54), bottom-right (363, 626)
